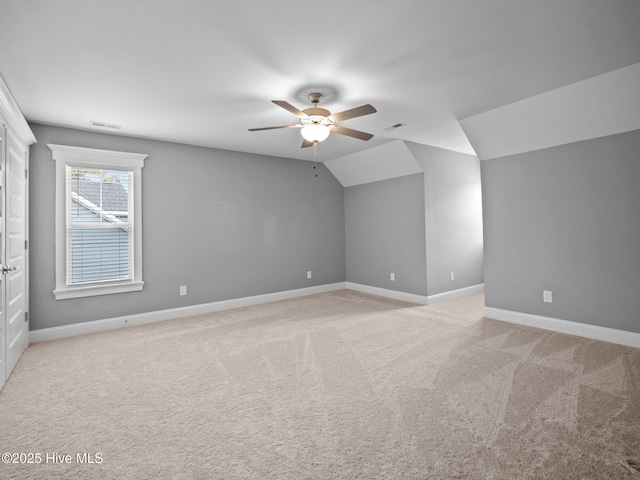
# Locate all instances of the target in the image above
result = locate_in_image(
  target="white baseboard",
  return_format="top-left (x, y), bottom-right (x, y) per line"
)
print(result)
top-left (345, 282), bottom-right (485, 306)
top-left (30, 282), bottom-right (347, 343)
top-left (427, 283), bottom-right (485, 304)
top-left (345, 282), bottom-right (429, 304)
top-left (484, 307), bottom-right (640, 349)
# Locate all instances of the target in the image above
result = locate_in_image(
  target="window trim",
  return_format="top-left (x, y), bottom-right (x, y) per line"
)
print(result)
top-left (49, 144), bottom-right (147, 300)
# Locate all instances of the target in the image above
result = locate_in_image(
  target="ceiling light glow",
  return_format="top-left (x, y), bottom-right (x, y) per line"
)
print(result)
top-left (301, 123), bottom-right (331, 142)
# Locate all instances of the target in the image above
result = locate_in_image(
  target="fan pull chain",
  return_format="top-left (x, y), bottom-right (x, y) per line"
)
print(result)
top-left (313, 141), bottom-right (318, 178)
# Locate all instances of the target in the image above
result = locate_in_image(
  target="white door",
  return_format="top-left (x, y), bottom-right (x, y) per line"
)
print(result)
top-left (1, 127), bottom-right (28, 385)
top-left (0, 124), bottom-right (5, 390)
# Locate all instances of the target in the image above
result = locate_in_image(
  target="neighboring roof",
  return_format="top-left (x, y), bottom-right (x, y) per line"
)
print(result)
top-left (73, 181), bottom-right (128, 212)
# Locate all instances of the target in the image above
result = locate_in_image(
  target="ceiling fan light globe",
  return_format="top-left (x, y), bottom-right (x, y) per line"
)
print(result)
top-left (300, 124), bottom-right (330, 143)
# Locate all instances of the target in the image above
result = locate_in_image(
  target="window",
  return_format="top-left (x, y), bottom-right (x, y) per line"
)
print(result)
top-left (49, 144), bottom-right (147, 300)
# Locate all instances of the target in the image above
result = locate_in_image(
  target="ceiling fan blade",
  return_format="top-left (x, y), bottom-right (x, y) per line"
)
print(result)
top-left (248, 124), bottom-right (300, 131)
top-left (272, 100), bottom-right (308, 118)
top-left (330, 104), bottom-right (377, 122)
top-left (301, 138), bottom-right (315, 148)
top-left (332, 125), bottom-right (374, 141)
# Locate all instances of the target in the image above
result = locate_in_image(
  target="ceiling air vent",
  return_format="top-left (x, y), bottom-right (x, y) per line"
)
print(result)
top-left (90, 121), bottom-right (122, 130)
top-left (382, 122), bottom-right (406, 132)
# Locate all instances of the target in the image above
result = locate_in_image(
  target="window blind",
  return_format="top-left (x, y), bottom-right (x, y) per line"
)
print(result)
top-left (65, 166), bottom-right (134, 286)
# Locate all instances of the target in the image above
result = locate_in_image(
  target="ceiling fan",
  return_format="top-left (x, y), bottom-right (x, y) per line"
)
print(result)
top-left (248, 93), bottom-right (377, 148)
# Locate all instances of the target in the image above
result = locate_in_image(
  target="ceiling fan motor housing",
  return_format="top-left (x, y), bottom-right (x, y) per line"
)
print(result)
top-left (303, 107), bottom-right (331, 117)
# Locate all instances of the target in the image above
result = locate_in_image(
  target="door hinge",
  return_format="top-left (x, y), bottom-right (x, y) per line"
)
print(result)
top-left (25, 239), bottom-right (28, 250)
top-left (25, 168), bottom-right (28, 179)
top-left (25, 312), bottom-right (29, 323)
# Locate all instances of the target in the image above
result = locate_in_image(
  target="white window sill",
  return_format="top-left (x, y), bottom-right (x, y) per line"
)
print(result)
top-left (54, 281), bottom-right (144, 300)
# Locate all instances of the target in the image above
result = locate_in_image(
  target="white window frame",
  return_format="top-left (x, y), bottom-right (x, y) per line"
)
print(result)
top-left (49, 144), bottom-right (147, 300)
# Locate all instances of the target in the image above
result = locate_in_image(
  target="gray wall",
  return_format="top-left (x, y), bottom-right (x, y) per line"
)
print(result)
top-left (481, 129), bottom-right (640, 333)
top-left (407, 142), bottom-right (484, 296)
top-left (345, 173), bottom-right (427, 296)
top-left (29, 123), bottom-right (345, 330)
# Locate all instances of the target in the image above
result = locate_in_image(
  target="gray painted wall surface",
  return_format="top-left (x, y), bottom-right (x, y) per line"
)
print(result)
top-left (345, 173), bottom-right (427, 296)
top-left (482, 129), bottom-right (640, 333)
top-left (29, 124), bottom-right (345, 330)
top-left (407, 142), bottom-right (484, 296)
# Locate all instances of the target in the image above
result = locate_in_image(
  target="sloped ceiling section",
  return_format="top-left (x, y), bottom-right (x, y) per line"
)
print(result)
top-left (324, 139), bottom-right (423, 187)
top-left (325, 60), bottom-right (640, 186)
top-left (460, 62), bottom-right (640, 161)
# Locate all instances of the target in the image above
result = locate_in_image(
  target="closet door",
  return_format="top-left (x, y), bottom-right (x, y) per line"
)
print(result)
top-left (2, 127), bottom-right (28, 383)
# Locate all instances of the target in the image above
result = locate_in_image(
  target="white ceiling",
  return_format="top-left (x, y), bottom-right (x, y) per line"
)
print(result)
top-left (325, 140), bottom-right (422, 187)
top-left (1, 0), bottom-right (640, 162)
top-left (462, 62), bottom-right (640, 160)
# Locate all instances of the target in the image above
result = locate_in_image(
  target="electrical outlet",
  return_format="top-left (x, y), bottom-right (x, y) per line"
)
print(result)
top-left (180, 285), bottom-right (187, 296)
top-left (307, 271), bottom-right (312, 279)
top-left (390, 273), bottom-right (395, 281)
top-left (450, 272), bottom-right (455, 281)
top-left (543, 290), bottom-right (552, 303)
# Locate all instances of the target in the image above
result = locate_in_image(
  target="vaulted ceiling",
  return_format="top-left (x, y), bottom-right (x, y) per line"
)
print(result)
top-left (1, 0), bottom-right (639, 162)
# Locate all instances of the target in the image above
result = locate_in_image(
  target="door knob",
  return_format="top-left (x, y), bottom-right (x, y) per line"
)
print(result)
top-left (1, 265), bottom-right (19, 274)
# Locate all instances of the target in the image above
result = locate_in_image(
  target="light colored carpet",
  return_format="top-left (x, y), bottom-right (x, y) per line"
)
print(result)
top-left (1, 290), bottom-right (638, 479)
